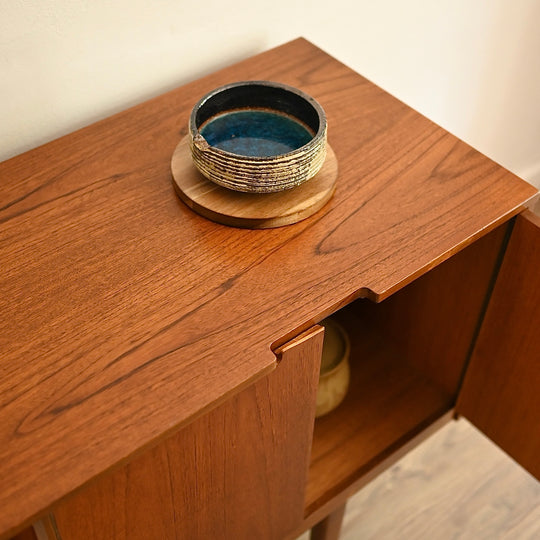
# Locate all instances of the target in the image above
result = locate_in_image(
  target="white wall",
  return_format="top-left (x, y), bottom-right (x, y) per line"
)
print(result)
top-left (1, 0), bottom-right (539, 193)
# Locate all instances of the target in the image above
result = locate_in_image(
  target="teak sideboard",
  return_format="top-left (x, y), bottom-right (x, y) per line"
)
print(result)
top-left (1, 38), bottom-right (539, 540)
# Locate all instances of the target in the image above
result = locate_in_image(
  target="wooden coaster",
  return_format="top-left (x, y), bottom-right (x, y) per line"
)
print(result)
top-left (171, 136), bottom-right (337, 229)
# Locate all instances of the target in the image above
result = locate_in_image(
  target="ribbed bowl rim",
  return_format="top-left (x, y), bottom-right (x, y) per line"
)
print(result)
top-left (189, 80), bottom-right (327, 162)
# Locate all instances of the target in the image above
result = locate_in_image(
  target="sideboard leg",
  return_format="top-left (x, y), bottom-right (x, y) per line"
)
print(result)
top-left (310, 503), bottom-right (347, 540)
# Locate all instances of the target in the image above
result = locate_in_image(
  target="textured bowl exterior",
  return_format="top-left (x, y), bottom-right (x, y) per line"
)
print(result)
top-left (189, 81), bottom-right (327, 193)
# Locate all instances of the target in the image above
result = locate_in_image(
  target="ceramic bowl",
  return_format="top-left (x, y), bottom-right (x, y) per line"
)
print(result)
top-left (189, 81), bottom-right (327, 193)
top-left (316, 318), bottom-right (351, 418)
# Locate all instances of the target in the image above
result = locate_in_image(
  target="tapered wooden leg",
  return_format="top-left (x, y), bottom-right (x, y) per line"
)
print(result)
top-left (310, 502), bottom-right (347, 540)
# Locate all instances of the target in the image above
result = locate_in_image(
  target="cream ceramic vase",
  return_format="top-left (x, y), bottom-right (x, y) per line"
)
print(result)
top-left (316, 318), bottom-right (351, 418)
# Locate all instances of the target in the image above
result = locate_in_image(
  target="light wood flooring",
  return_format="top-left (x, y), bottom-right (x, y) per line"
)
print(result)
top-left (300, 418), bottom-right (540, 540)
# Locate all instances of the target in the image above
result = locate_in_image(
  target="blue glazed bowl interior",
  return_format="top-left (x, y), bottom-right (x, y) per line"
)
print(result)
top-left (191, 82), bottom-right (325, 164)
top-left (200, 109), bottom-right (314, 158)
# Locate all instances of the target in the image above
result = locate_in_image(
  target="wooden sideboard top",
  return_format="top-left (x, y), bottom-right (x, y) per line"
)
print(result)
top-left (0, 38), bottom-right (536, 536)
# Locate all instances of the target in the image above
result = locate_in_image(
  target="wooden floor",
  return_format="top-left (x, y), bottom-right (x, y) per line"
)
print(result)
top-left (299, 418), bottom-right (540, 540)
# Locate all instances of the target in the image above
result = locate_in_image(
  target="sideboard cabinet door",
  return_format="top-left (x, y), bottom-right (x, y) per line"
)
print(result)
top-left (52, 326), bottom-right (324, 540)
top-left (457, 211), bottom-right (540, 479)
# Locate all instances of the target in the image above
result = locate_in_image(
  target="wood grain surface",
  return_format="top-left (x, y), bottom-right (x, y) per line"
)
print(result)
top-left (52, 326), bottom-right (323, 540)
top-left (457, 211), bottom-right (540, 479)
top-left (367, 223), bottom-right (509, 398)
top-left (171, 136), bottom-right (338, 228)
top-left (0, 38), bottom-right (536, 536)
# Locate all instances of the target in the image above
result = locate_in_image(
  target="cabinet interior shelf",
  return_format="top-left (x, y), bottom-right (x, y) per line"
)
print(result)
top-left (305, 302), bottom-right (453, 515)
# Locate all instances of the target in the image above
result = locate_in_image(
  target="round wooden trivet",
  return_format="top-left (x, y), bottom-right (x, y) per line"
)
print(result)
top-left (171, 136), bottom-right (338, 229)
